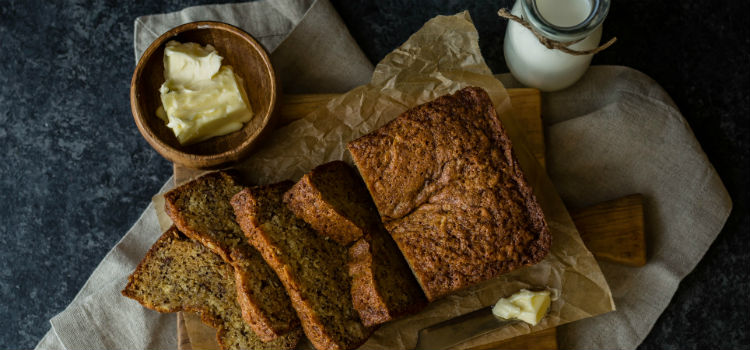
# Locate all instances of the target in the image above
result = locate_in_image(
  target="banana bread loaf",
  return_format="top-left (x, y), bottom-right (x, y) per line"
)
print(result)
top-left (163, 171), bottom-right (298, 341)
top-left (347, 86), bottom-right (551, 301)
top-left (284, 161), bottom-right (427, 326)
top-left (231, 182), bottom-right (372, 350)
top-left (121, 226), bottom-right (302, 350)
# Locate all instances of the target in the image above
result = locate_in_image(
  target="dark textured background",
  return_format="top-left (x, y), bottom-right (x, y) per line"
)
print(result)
top-left (0, 0), bottom-right (747, 349)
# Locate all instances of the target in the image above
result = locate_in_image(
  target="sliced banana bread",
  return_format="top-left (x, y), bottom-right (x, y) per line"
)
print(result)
top-left (121, 226), bottom-right (302, 350)
top-left (348, 227), bottom-right (427, 327)
top-left (284, 161), bottom-right (427, 326)
top-left (163, 171), bottom-right (298, 341)
top-left (231, 182), bottom-right (372, 350)
top-left (347, 87), bottom-right (551, 301)
top-left (283, 161), bottom-right (372, 245)
top-left (163, 171), bottom-right (250, 261)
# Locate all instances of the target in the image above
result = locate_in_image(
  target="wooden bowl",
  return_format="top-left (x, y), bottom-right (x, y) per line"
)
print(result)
top-left (131, 21), bottom-right (278, 169)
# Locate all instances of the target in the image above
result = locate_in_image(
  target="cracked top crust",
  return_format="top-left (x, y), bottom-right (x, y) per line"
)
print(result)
top-left (347, 86), bottom-right (550, 301)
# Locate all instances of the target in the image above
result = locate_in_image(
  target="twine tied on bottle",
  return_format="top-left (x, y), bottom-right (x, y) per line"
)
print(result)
top-left (498, 8), bottom-right (616, 55)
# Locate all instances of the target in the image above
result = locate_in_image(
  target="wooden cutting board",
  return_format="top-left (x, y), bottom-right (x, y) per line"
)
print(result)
top-left (173, 89), bottom-right (646, 350)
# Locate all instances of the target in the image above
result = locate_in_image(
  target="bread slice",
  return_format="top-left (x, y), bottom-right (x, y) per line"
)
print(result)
top-left (121, 226), bottom-right (302, 350)
top-left (348, 228), bottom-right (427, 327)
top-left (347, 87), bottom-right (551, 301)
top-left (283, 161), bottom-right (371, 245)
top-left (231, 182), bottom-right (372, 350)
top-left (163, 171), bottom-right (298, 341)
top-left (284, 161), bottom-right (427, 326)
top-left (163, 171), bottom-right (249, 261)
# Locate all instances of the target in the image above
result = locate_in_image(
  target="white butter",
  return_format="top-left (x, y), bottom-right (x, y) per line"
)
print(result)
top-left (492, 289), bottom-right (551, 326)
top-left (156, 41), bottom-right (253, 145)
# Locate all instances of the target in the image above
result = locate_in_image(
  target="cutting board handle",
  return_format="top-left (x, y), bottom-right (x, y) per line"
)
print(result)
top-left (571, 194), bottom-right (647, 267)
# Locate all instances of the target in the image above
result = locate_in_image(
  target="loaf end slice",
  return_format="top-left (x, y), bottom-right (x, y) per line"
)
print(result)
top-left (232, 182), bottom-right (372, 350)
top-left (348, 228), bottom-right (427, 327)
top-left (163, 171), bottom-right (299, 340)
top-left (283, 161), bottom-right (373, 245)
top-left (347, 86), bottom-right (551, 301)
top-left (286, 161), bottom-right (427, 326)
top-left (121, 226), bottom-right (302, 350)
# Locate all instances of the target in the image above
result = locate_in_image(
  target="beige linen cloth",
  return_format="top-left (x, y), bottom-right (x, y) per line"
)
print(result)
top-left (35, 0), bottom-right (731, 349)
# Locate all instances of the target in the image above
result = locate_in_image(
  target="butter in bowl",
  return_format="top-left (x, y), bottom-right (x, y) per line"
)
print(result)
top-left (130, 21), bottom-right (279, 169)
top-left (156, 41), bottom-right (254, 146)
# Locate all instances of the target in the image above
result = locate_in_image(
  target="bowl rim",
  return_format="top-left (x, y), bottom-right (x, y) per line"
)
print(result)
top-left (130, 21), bottom-right (278, 167)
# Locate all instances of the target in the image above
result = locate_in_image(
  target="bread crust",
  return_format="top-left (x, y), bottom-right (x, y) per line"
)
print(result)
top-left (163, 171), bottom-right (246, 262)
top-left (283, 161), bottom-right (367, 246)
top-left (121, 226), bottom-right (302, 350)
top-left (163, 171), bottom-right (299, 340)
top-left (347, 87), bottom-right (551, 301)
top-left (348, 232), bottom-right (427, 327)
top-left (232, 182), bottom-right (372, 350)
top-left (286, 161), bottom-right (427, 327)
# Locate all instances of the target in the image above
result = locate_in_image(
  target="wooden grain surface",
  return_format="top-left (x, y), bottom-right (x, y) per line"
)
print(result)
top-left (469, 328), bottom-right (558, 350)
top-left (174, 89), bottom-right (645, 350)
top-left (571, 194), bottom-right (647, 267)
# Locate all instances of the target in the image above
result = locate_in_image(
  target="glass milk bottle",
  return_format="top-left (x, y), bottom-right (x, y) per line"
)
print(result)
top-left (503, 0), bottom-right (610, 91)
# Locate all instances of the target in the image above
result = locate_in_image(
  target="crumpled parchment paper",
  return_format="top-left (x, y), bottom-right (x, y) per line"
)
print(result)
top-left (162, 11), bottom-right (614, 350)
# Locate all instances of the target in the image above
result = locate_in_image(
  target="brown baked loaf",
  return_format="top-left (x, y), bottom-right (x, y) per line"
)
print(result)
top-left (163, 171), bottom-right (298, 341)
top-left (284, 161), bottom-right (427, 326)
top-left (231, 182), bottom-right (372, 350)
top-left (283, 161), bottom-right (372, 245)
top-left (121, 226), bottom-right (302, 350)
top-left (347, 86), bottom-right (551, 301)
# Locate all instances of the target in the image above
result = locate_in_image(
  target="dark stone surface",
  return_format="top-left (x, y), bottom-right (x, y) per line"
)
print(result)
top-left (0, 0), bottom-right (747, 349)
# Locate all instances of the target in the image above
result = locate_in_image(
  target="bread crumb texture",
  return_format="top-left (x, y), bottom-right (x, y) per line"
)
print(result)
top-left (163, 171), bottom-right (299, 340)
top-left (286, 161), bottom-right (427, 326)
top-left (232, 182), bottom-right (372, 350)
top-left (121, 226), bottom-right (301, 350)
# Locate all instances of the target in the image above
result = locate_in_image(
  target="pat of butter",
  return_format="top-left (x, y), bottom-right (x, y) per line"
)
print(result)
top-left (156, 41), bottom-right (253, 145)
top-left (492, 289), bottom-right (551, 326)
